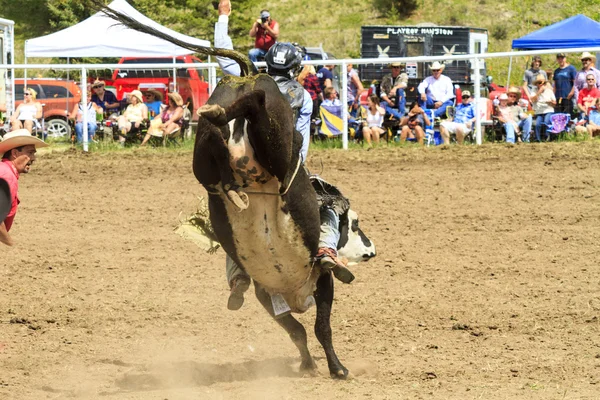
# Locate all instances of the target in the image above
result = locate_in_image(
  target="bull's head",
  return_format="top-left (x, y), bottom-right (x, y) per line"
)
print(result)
top-left (337, 209), bottom-right (376, 266)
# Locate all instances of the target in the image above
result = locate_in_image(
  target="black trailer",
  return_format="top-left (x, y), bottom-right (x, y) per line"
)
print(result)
top-left (360, 25), bottom-right (488, 98)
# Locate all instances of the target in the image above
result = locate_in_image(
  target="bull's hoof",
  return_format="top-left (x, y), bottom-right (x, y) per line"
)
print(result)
top-left (299, 359), bottom-right (318, 376)
top-left (227, 190), bottom-right (249, 211)
top-left (330, 366), bottom-right (352, 380)
top-left (197, 104), bottom-right (227, 125)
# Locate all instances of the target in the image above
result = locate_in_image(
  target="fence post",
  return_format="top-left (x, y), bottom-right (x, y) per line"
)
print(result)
top-left (82, 67), bottom-right (88, 152)
top-left (341, 61), bottom-right (348, 150)
top-left (473, 56), bottom-right (482, 145)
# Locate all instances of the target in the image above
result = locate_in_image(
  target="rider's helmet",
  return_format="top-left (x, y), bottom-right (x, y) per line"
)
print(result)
top-left (265, 42), bottom-right (303, 78)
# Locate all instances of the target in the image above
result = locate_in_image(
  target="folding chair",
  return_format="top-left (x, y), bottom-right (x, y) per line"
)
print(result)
top-left (545, 113), bottom-right (570, 139)
top-left (423, 109), bottom-right (442, 146)
top-left (318, 104), bottom-right (344, 139)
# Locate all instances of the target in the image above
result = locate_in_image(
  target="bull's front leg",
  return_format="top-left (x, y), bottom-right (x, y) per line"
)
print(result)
top-left (314, 271), bottom-right (350, 379)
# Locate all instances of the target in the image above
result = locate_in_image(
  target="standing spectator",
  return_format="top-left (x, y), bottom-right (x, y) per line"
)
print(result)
top-left (69, 89), bottom-right (102, 144)
top-left (506, 86), bottom-right (532, 143)
top-left (522, 55), bottom-right (547, 101)
top-left (0, 129), bottom-right (48, 246)
top-left (530, 74), bottom-right (556, 142)
top-left (553, 53), bottom-right (577, 115)
top-left (576, 73), bottom-right (600, 116)
top-left (574, 52), bottom-right (600, 104)
top-left (317, 64), bottom-right (335, 93)
top-left (417, 61), bottom-right (455, 118)
top-left (361, 94), bottom-right (385, 146)
top-left (298, 64), bottom-right (321, 121)
top-left (346, 63), bottom-right (365, 106)
top-left (91, 80), bottom-right (120, 115)
top-left (248, 10), bottom-right (279, 63)
top-left (380, 62), bottom-right (408, 119)
top-left (439, 90), bottom-right (476, 145)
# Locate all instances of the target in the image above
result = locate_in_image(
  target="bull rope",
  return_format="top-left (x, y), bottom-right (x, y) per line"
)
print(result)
top-left (244, 156), bottom-right (302, 196)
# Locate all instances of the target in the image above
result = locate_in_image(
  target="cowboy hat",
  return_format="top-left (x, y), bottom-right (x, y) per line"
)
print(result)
top-left (144, 89), bottom-right (163, 101)
top-left (129, 90), bottom-right (144, 103)
top-left (0, 178), bottom-right (10, 223)
top-left (533, 74), bottom-right (547, 84)
top-left (168, 92), bottom-right (184, 107)
top-left (92, 79), bottom-right (105, 88)
top-left (389, 62), bottom-right (403, 68)
top-left (0, 129), bottom-right (48, 155)
top-left (498, 93), bottom-right (508, 100)
top-left (429, 61), bottom-right (445, 70)
top-left (581, 52), bottom-right (596, 61)
top-left (507, 86), bottom-right (522, 99)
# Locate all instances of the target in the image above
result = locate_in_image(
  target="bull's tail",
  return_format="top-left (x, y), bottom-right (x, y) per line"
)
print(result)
top-left (88, 0), bottom-right (255, 77)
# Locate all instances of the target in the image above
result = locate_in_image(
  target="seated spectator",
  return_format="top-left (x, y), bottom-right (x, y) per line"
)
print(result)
top-left (141, 92), bottom-right (184, 146)
top-left (117, 90), bottom-right (148, 143)
top-left (10, 88), bottom-right (43, 133)
top-left (91, 80), bottom-right (120, 116)
top-left (417, 61), bottom-right (455, 118)
top-left (530, 74), bottom-right (556, 142)
top-left (346, 63), bottom-right (365, 106)
top-left (348, 100), bottom-right (367, 141)
top-left (439, 90), bottom-right (476, 145)
top-left (575, 97), bottom-right (600, 139)
top-left (522, 55), bottom-right (547, 101)
top-left (143, 89), bottom-right (164, 117)
top-left (495, 93), bottom-right (529, 143)
top-left (69, 89), bottom-right (102, 143)
top-left (322, 87), bottom-right (341, 107)
top-left (380, 62), bottom-right (408, 119)
top-left (506, 86), bottom-right (532, 143)
top-left (362, 94), bottom-right (386, 146)
top-left (399, 101), bottom-right (430, 145)
top-left (576, 73), bottom-right (600, 116)
top-left (298, 64), bottom-right (321, 122)
top-left (574, 52), bottom-right (600, 103)
top-left (248, 10), bottom-right (279, 63)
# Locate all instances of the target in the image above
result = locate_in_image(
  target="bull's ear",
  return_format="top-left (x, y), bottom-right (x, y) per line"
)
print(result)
top-left (0, 178), bottom-right (10, 223)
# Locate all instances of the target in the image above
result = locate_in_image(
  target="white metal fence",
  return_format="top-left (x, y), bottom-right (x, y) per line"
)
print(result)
top-left (3, 46), bottom-right (600, 151)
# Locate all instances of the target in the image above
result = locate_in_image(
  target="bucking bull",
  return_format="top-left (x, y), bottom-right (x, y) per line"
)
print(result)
top-left (96, 3), bottom-right (376, 379)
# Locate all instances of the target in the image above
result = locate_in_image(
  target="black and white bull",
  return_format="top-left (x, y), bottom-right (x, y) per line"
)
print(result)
top-left (95, 3), bottom-right (376, 380)
top-left (338, 209), bottom-right (377, 265)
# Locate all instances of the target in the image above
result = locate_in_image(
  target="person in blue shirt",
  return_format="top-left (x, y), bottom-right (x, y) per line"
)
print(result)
top-left (439, 90), bottom-right (476, 145)
top-left (552, 53), bottom-right (577, 116)
top-left (143, 89), bottom-right (164, 118)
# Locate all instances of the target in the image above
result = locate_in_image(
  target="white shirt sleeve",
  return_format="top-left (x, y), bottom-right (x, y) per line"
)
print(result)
top-left (296, 90), bottom-right (313, 162)
top-left (214, 15), bottom-right (241, 77)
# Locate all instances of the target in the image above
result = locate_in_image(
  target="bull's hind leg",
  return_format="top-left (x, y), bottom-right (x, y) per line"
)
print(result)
top-left (314, 271), bottom-right (349, 379)
top-left (254, 283), bottom-right (318, 374)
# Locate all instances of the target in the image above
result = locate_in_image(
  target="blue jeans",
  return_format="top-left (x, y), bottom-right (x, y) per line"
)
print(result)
top-left (382, 88), bottom-right (406, 119)
top-left (248, 48), bottom-right (267, 62)
top-left (518, 115), bottom-right (532, 143)
top-left (75, 122), bottom-right (97, 143)
top-left (504, 122), bottom-right (516, 143)
top-left (535, 113), bottom-right (552, 142)
top-left (418, 95), bottom-right (454, 118)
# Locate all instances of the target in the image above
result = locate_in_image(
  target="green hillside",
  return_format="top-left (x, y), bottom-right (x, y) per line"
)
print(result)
top-left (1, 0), bottom-right (600, 85)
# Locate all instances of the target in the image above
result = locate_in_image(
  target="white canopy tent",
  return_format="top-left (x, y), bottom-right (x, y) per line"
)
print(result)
top-left (24, 0), bottom-right (210, 57)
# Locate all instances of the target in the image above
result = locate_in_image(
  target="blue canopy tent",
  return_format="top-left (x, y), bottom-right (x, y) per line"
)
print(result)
top-left (512, 14), bottom-right (600, 49)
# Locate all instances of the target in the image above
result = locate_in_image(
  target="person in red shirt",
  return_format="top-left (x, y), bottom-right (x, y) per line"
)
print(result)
top-left (0, 129), bottom-right (48, 246)
top-left (577, 73), bottom-right (600, 115)
top-left (248, 10), bottom-right (279, 62)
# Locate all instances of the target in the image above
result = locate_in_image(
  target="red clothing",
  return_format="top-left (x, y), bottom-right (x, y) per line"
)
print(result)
top-left (302, 73), bottom-right (321, 101)
top-left (0, 159), bottom-right (19, 231)
top-left (577, 87), bottom-right (600, 113)
top-left (254, 19), bottom-right (277, 51)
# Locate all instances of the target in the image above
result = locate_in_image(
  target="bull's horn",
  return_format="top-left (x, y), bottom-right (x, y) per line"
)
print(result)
top-left (227, 190), bottom-right (249, 211)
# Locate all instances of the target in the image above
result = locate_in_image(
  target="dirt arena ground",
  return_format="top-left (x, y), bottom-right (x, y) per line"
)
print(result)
top-left (2, 141), bottom-right (600, 399)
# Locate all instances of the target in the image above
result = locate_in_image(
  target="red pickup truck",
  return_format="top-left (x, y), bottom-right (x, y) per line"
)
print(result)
top-left (111, 55), bottom-right (210, 120)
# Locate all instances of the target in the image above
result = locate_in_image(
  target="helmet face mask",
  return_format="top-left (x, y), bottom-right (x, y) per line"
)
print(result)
top-left (265, 42), bottom-right (302, 78)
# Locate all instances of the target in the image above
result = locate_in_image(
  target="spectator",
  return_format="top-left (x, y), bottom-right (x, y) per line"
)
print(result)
top-left (317, 64), bottom-right (334, 93)
top-left (298, 64), bottom-right (321, 121)
top-left (117, 90), bottom-right (148, 144)
top-left (346, 63), bottom-right (365, 106)
top-left (143, 89), bottom-right (164, 117)
top-left (141, 92), bottom-right (184, 146)
top-left (522, 55), bottom-right (547, 101)
top-left (0, 129), bottom-right (48, 246)
top-left (530, 74), bottom-right (556, 142)
top-left (91, 80), bottom-right (120, 115)
top-left (399, 101), bottom-right (430, 145)
top-left (10, 88), bottom-right (42, 133)
top-left (69, 89), bottom-right (102, 144)
top-left (417, 61), bottom-right (455, 118)
top-left (439, 90), bottom-right (476, 145)
top-left (248, 9), bottom-right (279, 62)
top-left (348, 100), bottom-right (367, 141)
top-left (553, 53), bottom-right (577, 115)
top-left (506, 86), bottom-right (532, 143)
top-left (574, 52), bottom-right (600, 103)
top-left (495, 93), bottom-right (528, 144)
top-left (576, 73), bottom-right (600, 116)
top-left (362, 94), bottom-right (385, 146)
top-left (322, 87), bottom-right (341, 107)
top-left (380, 62), bottom-right (408, 119)
top-left (575, 97), bottom-right (600, 138)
